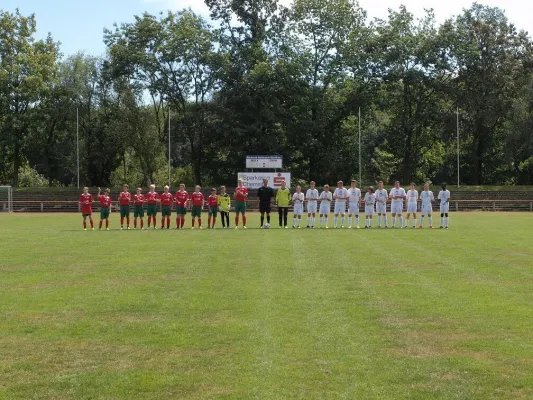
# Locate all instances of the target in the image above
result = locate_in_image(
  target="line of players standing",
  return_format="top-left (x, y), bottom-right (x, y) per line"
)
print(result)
top-left (78, 179), bottom-right (451, 231)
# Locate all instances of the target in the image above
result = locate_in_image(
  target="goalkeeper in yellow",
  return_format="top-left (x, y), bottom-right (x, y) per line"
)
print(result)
top-left (276, 180), bottom-right (292, 228)
top-left (217, 186), bottom-right (231, 228)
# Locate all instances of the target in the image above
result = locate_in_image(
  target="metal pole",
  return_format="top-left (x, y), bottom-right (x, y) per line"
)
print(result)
top-left (358, 107), bottom-right (362, 185)
top-left (457, 108), bottom-right (460, 188)
top-left (77, 108), bottom-right (80, 189)
top-left (168, 108), bottom-right (171, 186)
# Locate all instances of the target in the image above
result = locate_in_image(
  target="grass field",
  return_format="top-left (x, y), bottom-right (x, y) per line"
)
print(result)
top-left (1, 212), bottom-right (533, 399)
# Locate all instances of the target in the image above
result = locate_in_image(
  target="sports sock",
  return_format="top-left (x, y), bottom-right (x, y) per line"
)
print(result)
top-left (235, 216), bottom-right (239, 227)
top-left (405, 218), bottom-right (409, 227)
top-left (440, 217), bottom-right (444, 227)
top-left (208, 217), bottom-right (212, 228)
top-left (377, 215), bottom-right (381, 226)
top-left (293, 217), bottom-right (296, 227)
top-left (167, 217), bottom-right (170, 228)
top-left (192, 219), bottom-right (195, 227)
top-left (127, 217), bottom-right (130, 227)
top-left (106, 219), bottom-right (109, 229)
top-left (267, 215), bottom-right (270, 224)
top-left (177, 218), bottom-right (180, 228)
top-left (414, 219), bottom-right (417, 227)
top-left (90, 220), bottom-right (94, 229)
top-left (319, 217), bottom-right (323, 226)
top-left (399, 216), bottom-right (403, 227)
top-left (341, 216), bottom-right (345, 226)
top-left (213, 218), bottom-right (216, 227)
top-left (140, 219), bottom-right (143, 229)
top-left (392, 217), bottom-right (396, 227)
top-left (83, 221), bottom-right (87, 229)
top-left (243, 215), bottom-right (247, 227)
top-left (446, 217), bottom-right (449, 227)
top-left (134, 219), bottom-right (137, 228)
top-left (99, 221), bottom-right (103, 229)
top-left (325, 217), bottom-right (329, 226)
top-left (348, 216), bottom-right (352, 227)
top-left (261, 215), bottom-right (264, 226)
top-left (153, 217), bottom-right (157, 227)
top-left (334, 216), bottom-right (338, 227)
top-left (356, 216), bottom-right (359, 226)
top-left (384, 216), bottom-right (388, 227)
top-left (147, 217), bottom-right (151, 227)
top-left (199, 219), bottom-right (202, 227)
top-left (429, 217), bottom-right (433, 226)
top-left (313, 217), bottom-right (316, 227)
top-left (120, 217), bottom-right (124, 227)
top-left (420, 216), bottom-right (424, 226)
top-left (181, 218), bottom-right (185, 228)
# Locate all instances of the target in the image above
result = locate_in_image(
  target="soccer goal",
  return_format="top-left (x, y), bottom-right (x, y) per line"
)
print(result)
top-left (0, 186), bottom-right (13, 212)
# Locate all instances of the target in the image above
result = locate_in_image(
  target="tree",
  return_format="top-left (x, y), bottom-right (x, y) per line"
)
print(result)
top-left (0, 9), bottom-right (59, 186)
top-left (444, 3), bottom-right (533, 184)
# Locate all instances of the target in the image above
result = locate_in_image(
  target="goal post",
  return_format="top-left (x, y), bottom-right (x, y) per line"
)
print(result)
top-left (0, 186), bottom-right (13, 212)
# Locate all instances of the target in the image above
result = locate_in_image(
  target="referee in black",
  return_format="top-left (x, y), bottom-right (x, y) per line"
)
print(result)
top-left (257, 178), bottom-right (274, 228)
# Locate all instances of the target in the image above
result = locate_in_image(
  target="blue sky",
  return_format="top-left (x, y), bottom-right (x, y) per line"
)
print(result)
top-left (3, 0), bottom-right (532, 57)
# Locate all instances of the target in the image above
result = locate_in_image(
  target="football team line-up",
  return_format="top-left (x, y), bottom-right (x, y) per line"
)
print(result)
top-left (78, 178), bottom-right (452, 231)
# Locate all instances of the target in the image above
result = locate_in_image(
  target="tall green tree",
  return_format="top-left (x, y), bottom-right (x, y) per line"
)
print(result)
top-left (0, 9), bottom-right (59, 186)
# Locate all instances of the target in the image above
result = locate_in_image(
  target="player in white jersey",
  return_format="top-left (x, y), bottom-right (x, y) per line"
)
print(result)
top-left (389, 181), bottom-right (406, 228)
top-left (419, 182), bottom-right (434, 228)
top-left (364, 187), bottom-right (376, 228)
top-left (347, 180), bottom-right (362, 229)
top-left (306, 181), bottom-right (319, 228)
top-left (375, 181), bottom-right (389, 228)
top-left (333, 181), bottom-right (349, 228)
top-left (438, 182), bottom-right (451, 229)
top-left (319, 185), bottom-right (333, 228)
top-left (405, 182), bottom-right (419, 228)
top-left (292, 186), bottom-right (305, 228)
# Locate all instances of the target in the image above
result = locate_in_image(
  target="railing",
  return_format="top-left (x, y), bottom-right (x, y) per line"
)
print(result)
top-left (3, 200), bottom-right (533, 213)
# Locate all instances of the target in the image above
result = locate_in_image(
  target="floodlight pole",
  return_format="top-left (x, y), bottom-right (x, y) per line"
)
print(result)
top-left (77, 108), bottom-right (80, 189)
top-left (168, 107), bottom-right (171, 187)
top-left (358, 107), bottom-right (362, 185)
top-left (457, 108), bottom-right (460, 188)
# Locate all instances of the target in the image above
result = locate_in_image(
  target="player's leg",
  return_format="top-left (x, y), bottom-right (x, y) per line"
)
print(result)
top-left (82, 214), bottom-right (87, 230)
top-left (391, 212), bottom-right (396, 228)
top-left (266, 211), bottom-right (271, 225)
top-left (399, 212), bottom-right (404, 228)
top-left (413, 212), bottom-right (417, 228)
top-left (242, 205), bottom-right (247, 228)
top-left (88, 214), bottom-right (94, 230)
top-left (278, 207), bottom-right (283, 228)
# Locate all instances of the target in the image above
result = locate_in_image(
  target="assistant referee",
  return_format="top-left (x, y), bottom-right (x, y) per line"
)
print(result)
top-left (257, 179), bottom-right (274, 228)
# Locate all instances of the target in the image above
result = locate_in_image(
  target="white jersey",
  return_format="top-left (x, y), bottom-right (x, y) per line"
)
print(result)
top-left (364, 193), bottom-right (376, 206)
top-left (333, 188), bottom-right (349, 204)
top-left (306, 189), bottom-right (319, 204)
top-left (292, 192), bottom-right (305, 204)
top-left (438, 190), bottom-right (451, 205)
top-left (347, 188), bottom-right (361, 204)
top-left (406, 189), bottom-right (418, 204)
top-left (375, 189), bottom-right (388, 205)
top-left (319, 191), bottom-right (332, 205)
top-left (420, 190), bottom-right (434, 205)
top-left (389, 188), bottom-right (406, 205)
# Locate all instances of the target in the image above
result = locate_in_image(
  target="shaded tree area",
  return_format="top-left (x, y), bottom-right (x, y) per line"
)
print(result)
top-left (1, 2), bottom-right (533, 187)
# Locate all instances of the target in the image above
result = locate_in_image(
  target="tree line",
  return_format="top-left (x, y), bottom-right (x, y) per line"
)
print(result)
top-left (1, 0), bottom-right (533, 188)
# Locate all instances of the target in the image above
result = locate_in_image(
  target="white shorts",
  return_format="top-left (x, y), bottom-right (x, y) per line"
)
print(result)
top-left (320, 203), bottom-right (331, 215)
top-left (407, 203), bottom-right (418, 214)
top-left (334, 201), bottom-right (346, 215)
top-left (391, 202), bottom-right (403, 214)
top-left (307, 202), bottom-right (318, 214)
top-left (376, 203), bottom-right (387, 214)
top-left (421, 203), bottom-right (432, 216)
top-left (348, 202), bottom-right (360, 215)
top-left (440, 203), bottom-right (450, 214)
top-left (365, 206), bottom-right (374, 216)
top-left (293, 204), bottom-right (304, 216)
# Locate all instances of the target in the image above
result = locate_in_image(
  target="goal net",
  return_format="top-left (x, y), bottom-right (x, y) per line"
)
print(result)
top-left (0, 186), bottom-right (13, 212)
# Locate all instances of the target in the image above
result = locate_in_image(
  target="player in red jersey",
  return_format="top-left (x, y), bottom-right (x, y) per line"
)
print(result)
top-left (97, 187), bottom-right (112, 230)
top-left (133, 187), bottom-right (146, 230)
top-left (207, 188), bottom-right (218, 229)
top-left (145, 184), bottom-right (160, 229)
top-left (175, 183), bottom-right (189, 229)
top-left (234, 178), bottom-right (248, 229)
top-left (160, 185), bottom-right (174, 229)
top-left (79, 187), bottom-right (94, 230)
top-left (190, 185), bottom-right (205, 229)
top-left (118, 184), bottom-right (132, 230)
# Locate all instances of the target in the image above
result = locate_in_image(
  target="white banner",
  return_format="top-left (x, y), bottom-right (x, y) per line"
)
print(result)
top-left (246, 155), bottom-right (283, 169)
top-left (237, 172), bottom-right (291, 189)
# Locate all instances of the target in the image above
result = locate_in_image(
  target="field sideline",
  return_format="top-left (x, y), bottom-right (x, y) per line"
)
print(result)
top-left (1, 212), bottom-right (533, 399)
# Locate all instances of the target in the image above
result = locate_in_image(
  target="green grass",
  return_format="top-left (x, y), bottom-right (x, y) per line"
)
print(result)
top-left (1, 212), bottom-right (533, 399)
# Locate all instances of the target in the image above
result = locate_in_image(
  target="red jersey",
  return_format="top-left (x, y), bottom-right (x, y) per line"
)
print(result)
top-left (98, 194), bottom-right (112, 208)
top-left (191, 192), bottom-right (205, 207)
top-left (119, 192), bottom-right (131, 206)
top-left (175, 191), bottom-right (189, 207)
top-left (133, 194), bottom-right (145, 206)
top-left (145, 191), bottom-right (159, 205)
top-left (235, 186), bottom-right (248, 202)
top-left (79, 193), bottom-right (93, 214)
top-left (208, 195), bottom-right (218, 207)
top-left (161, 192), bottom-right (174, 206)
